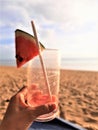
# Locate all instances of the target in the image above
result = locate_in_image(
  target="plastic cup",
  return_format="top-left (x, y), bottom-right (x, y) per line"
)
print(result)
top-left (27, 49), bottom-right (60, 122)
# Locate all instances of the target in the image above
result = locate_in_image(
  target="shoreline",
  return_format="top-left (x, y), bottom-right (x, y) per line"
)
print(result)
top-left (1, 65), bottom-right (98, 72)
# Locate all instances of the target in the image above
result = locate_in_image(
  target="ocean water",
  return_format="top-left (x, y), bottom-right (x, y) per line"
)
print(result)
top-left (0, 58), bottom-right (98, 71)
top-left (0, 59), bottom-right (16, 66)
top-left (61, 58), bottom-right (98, 71)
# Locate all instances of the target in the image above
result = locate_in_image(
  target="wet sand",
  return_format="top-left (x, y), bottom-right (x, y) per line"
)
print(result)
top-left (0, 66), bottom-right (98, 130)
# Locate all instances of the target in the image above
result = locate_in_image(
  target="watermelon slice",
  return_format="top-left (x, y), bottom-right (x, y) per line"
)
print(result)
top-left (15, 29), bottom-right (45, 68)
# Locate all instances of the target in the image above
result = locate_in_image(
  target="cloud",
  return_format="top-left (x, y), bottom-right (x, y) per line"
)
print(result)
top-left (0, 44), bottom-right (15, 59)
top-left (0, 0), bottom-right (98, 60)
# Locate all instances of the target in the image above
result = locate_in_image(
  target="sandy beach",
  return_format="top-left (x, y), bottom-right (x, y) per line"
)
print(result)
top-left (0, 66), bottom-right (98, 130)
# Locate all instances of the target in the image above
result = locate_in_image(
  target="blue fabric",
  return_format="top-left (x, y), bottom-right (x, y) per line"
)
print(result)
top-left (29, 118), bottom-right (86, 130)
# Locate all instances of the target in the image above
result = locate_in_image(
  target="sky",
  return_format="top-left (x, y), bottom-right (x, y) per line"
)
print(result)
top-left (0, 0), bottom-right (98, 60)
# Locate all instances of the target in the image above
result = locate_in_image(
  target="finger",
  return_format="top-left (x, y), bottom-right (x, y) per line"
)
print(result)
top-left (32, 103), bottom-right (56, 117)
top-left (14, 86), bottom-right (28, 107)
top-left (18, 86), bottom-right (27, 95)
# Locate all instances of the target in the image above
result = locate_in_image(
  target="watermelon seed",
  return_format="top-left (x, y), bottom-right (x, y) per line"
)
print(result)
top-left (16, 54), bottom-right (24, 62)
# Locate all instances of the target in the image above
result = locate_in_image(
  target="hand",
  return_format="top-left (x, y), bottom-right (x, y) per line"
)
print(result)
top-left (0, 86), bottom-right (56, 130)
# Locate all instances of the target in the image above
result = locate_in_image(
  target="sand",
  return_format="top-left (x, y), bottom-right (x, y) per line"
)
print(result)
top-left (0, 66), bottom-right (98, 130)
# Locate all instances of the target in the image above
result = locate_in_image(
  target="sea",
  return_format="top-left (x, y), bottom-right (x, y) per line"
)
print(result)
top-left (0, 58), bottom-right (98, 72)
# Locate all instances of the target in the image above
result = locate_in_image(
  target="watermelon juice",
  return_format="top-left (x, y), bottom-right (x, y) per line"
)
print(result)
top-left (27, 89), bottom-right (58, 122)
top-left (27, 89), bottom-right (57, 107)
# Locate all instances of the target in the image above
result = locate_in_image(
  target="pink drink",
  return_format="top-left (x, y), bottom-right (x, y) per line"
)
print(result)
top-left (27, 85), bottom-right (58, 122)
top-left (28, 91), bottom-right (57, 107)
top-left (27, 84), bottom-right (57, 107)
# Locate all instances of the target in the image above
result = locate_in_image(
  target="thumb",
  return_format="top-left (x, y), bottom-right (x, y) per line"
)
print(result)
top-left (32, 103), bottom-right (56, 118)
